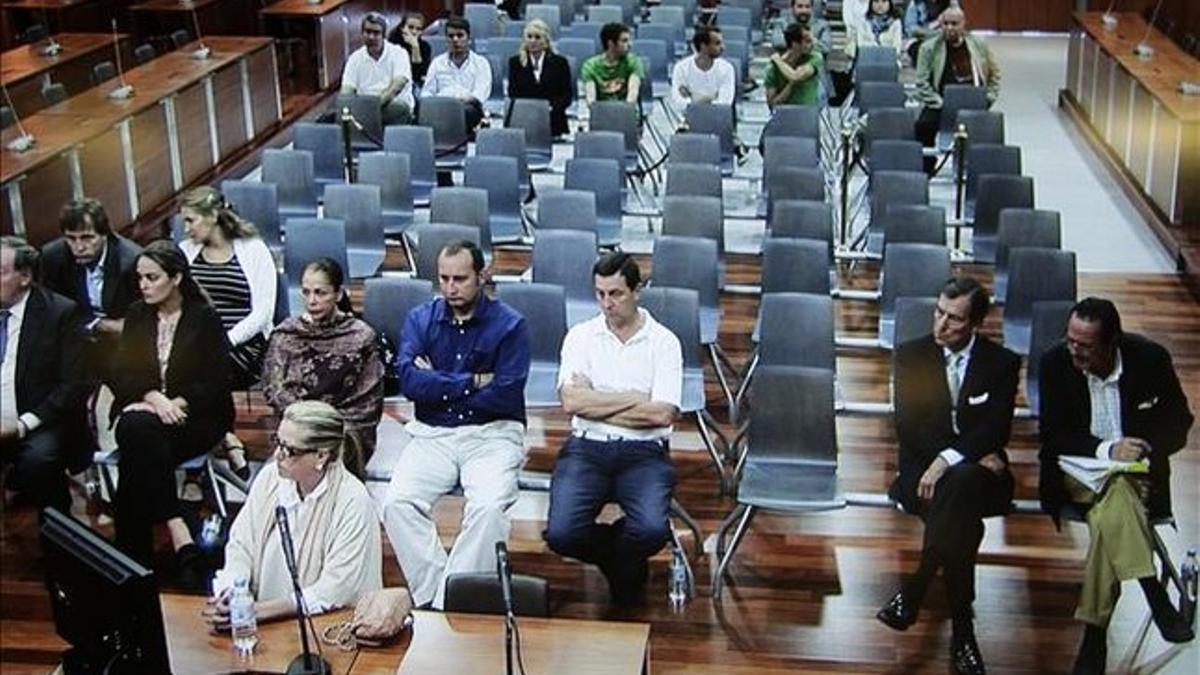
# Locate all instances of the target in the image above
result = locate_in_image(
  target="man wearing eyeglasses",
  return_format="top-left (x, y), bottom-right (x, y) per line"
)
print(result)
top-left (380, 241), bottom-right (530, 610)
top-left (1038, 298), bottom-right (1194, 674)
top-left (341, 12), bottom-right (414, 125)
top-left (878, 276), bottom-right (1019, 675)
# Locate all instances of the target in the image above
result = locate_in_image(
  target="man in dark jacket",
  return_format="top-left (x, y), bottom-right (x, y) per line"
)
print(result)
top-left (1038, 297), bottom-right (1194, 674)
top-left (877, 276), bottom-right (1019, 675)
top-left (0, 236), bottom-right (86, 511)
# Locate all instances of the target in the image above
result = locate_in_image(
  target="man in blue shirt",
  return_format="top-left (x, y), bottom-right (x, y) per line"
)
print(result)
top-left (380, 240), bottom-right (531, 609)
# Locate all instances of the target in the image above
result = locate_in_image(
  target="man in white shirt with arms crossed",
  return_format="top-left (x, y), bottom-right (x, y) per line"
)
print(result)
top-left (670, 26), bottom-right (736, 113)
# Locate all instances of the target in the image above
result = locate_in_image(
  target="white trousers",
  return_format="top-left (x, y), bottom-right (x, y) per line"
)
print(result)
top-left (381, 419), bottom-right (526, 608)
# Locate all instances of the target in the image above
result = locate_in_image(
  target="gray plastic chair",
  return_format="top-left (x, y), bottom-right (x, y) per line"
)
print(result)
top-left (995, 208), bottom-right (1061, 303)
top-left (1026, 300), bottom-right (1074, 415)
top-left (879, 243), bottom-right (951, 349)
top-left (713, 365), bottom-right (844, 598)
top-left (868, 170), bottom-right (928, 255)
top-left (444, 571), bottom-right (549, 617)
top-left (652, 236), bottom-right (720, 345)
top-left (531, 228), bottom-right (599, 327)
top-left (418, 97), bottom-right (469, 168)
top-left (362, 276), bottom-right (435, 368)
top-left (669, 133), bottom-right (721, 166)
top-left (384, 126), bottom-right (436, 206)
top-left (543, 0), bottom-right (574, 26)
top-left (751, 240), bottom-right (832, 344)
top-left (865, 107), bottom-right (917, 148)
top-left (588, 102), bottom-right (640, 165)
top-left (965, 143), bottom-right (1021, 216)
top-left (526, 4), bottom-right (561, 36)
top-left (487, 36), bottom-right (523, 61)
top-left (574, 130), bottom-right (627, 165)
top-left (292, 123), bottom-right (344, 186)
top-left (769, 200), bottom-right (834, 263)
top-left (599, 0), bottom-right (636, 24)
top-left (893, 296), bottom-right (938, 347)
top-left (476, 127), bottom-right (532, 199)
top-left (869, 139), bottom-right (924, 175)
top-left (220, 180), bottom-right (281, 257)
top-left (958, 109), bottom-right (1005, 147)
top-left (430, 187), bottom-right (493, 259)
top-left (409, 223), bottom-right (482, 282)
top-left (283, 218), bottom-right (348, 315)
top-left (536, 187), bottom-right (606, 246)
top-left (857, 45), bottom-right (896, 66)
top-left (761, 105), bottom-right (820, 140)
top-left (358, 152), bottom-right (414, 237)
top-left (632, 37), bottom-right (670, 85)
top-left (334, 94), bottom-right (384, 150)
top-left (0, 106), bottom-right (14, 130)
top-left (763, 137), bottom-right (820, 185)
top-left (91, 60), bottom-right (117, 85)
top-left (717, 6), bottom-right (752, 27)
top-left (134, 43), bottom-right (156, 64)
top-left (765, 166), bottom-right (825, 222)
top-left (662, 195), bottom-right (724, 256)
top-left (464, 155), bottom-right (525, 243)
top-left (42, 83), bottom-right (67, 105)
top-left (561, 22), bottom-right (601, 48)
top-left (505, 98), bottom-right (554, 169)
top-left (587, 4), bottom-right (623, 24)
top-left (973, 174), bottom-right (1034, 263)
top-left (261, 149), bottom-right (319, 219)
top-left (426, 35), bottom-right (448, 58)
top-left (496, 282), bottom-right (566, 407)
top-left (684, 103), bottom-right (735, 168)
top-left (323, 183), bottom-right (384, 278)
top-left (883, 204), bottom-right (946, 254)
top-left (855, 81), bottom-right (906, 112)
top-left (564, 157), bottom-right (623, 246)
top-left (1003, 248), bottom-right (1076, 355)
top-left (464, 3), bottom-right (499, 40)
top-left (756, 292), bottom-right (836, 375)
top-left (502, 21), bottom-right (526, 38)
top-left (665, 162), bottom-right (722, 202)
top-left (854, 61), bottom-right (899, 84)
top-left (937, 84), bottom-right (989, 149)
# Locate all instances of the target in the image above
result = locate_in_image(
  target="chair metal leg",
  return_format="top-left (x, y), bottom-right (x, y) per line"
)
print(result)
top-left (707, 343), bottom-right (737, 419)
top-left (714, 503), bottom-right (745, 563)
top-left (669, 498), bottom-right (704, 558)
top-left (733, 351), bottom-right (759, 410)
top-left (713, 504), bottom-right (756, 599)
top-left (204, 457), bottom-right (228, 520)
top-left (693, 411), bottom-right (727, 495)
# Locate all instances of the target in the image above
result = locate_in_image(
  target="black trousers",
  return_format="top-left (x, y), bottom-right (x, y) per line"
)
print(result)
top-left (113, 411), bottom-right (223, 562)
top-left (916, 106), bottom-right (942, 174)
top-left (2, 425), bottom-right (68, 512)
top-left (906, 462), bottom-right (1014, 618)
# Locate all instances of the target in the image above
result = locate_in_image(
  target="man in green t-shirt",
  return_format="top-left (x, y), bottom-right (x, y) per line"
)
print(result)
top-left (581, 22), bottom-right (644, 105)
top-left (764, 23), bottom-right (824, 108)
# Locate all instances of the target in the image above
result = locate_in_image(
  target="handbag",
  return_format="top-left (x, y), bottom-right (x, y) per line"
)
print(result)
top-left (321, 587), bottom-right (414, 650)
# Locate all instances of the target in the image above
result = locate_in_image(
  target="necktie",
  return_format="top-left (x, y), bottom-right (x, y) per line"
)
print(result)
top-left (947, 352), bottom-right (964, 404)
top-left (0, 309), bottom-right (10, 365)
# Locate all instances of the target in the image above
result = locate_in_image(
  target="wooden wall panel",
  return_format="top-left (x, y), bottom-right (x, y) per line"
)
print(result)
top-left (175, 82), bottom-right (213, 186)
top-left (18, 155), bottom-right (73, 246)
top-left (246, 45), bottom-right (281, 136)
top-left (131, 103), bottom-right (174, 214)
top-left (212, 64), bottom-right (247, 162)
top-left (78, 126), bottom-right (131, 228)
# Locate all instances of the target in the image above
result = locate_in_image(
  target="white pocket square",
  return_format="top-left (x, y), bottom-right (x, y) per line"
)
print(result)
top-left (1137, 397), bottom-right (1158, 410)
top-left (968, 392), bottom-right (989, 405)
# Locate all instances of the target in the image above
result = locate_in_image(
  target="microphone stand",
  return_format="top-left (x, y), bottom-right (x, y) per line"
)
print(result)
top-left (275, 506), bottom-right (330, 675)
top-left (495, 542), bottom-right (515, 675)
top-left (338, 106), bottom-right (361, 182)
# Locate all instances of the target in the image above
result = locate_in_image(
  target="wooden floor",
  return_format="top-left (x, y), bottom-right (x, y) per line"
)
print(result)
top-left (2, 248), bottom-right (1198, 674)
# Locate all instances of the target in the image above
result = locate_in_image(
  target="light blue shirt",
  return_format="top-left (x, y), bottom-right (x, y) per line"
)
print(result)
top-left (85, 240), bottom-right (108, 319)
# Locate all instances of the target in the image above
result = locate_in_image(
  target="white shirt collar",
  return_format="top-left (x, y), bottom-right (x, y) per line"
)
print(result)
top-left (1087, 350), bottom-right (1123, 387)
top-left (593, 307), bottom-right (653, 345)
top-left (941, 332), bottom-right (976, 361)
top-left (3, 289), bottom-right (31, 322)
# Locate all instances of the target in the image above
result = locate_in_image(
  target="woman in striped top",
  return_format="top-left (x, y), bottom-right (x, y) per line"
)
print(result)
top-left (179, 186), bottom-right (278, 479)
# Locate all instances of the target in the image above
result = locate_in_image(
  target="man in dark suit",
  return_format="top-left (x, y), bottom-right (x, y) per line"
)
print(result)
top-left (0, 236), bottom-right (86, 512)
top-left (1038, 298), bottom-right (1194, 675)
top-left (39, 198), bottom-right (141, 382)
top-left (877, 276), bottom-right (1020, 675)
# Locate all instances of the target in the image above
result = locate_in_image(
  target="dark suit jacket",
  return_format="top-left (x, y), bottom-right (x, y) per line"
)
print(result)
top-left (110, 297), bottom-right (234, 433)
top-left (1038, 333), bottom-right (1193, 521)
top-left (39, 234), bottom-right (142, 321)
top-left (12, 286), bottom-right (88, 468)
top-left (890, 333), bottom-right (1020, 512)
top-left (507, 52), bottom-right (573, 136)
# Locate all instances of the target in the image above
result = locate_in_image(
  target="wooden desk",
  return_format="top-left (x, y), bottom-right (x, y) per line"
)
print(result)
top-left (1, 32), bottom-right (131, 117)
top-left (0, 35), bottom-right (280, 245)
top-left (1063, 12), bottom-right (1200, 230)
top-left (259, 0), bottom-right (367, 94)
top-left (128, 0), bottom-right (256, 44)
top-left (160, 594), bottom-right (359, 675)
top-left (350, 610), bottom-right (651, 675)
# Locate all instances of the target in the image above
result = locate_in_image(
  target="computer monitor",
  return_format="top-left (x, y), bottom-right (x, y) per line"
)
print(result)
top-left (39, 508), bottom-right (171, 675)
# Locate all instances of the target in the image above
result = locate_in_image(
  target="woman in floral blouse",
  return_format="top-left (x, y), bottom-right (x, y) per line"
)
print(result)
top-left (262, 258), bottom-right (383, 463)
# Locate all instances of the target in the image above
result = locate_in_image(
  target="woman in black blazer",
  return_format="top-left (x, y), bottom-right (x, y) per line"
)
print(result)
top-left (111, 240), bottom-right (234, 585)
top-left (507, 19), bottom-right (574, 137)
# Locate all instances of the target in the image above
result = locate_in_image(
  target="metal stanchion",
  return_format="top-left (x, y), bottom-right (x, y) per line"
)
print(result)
top-left (339, 106), bottom-right (358, 183)
top-left (839, 123), bottom-right (853, 248)
top-left (952, 123), bottom-right (968, 251)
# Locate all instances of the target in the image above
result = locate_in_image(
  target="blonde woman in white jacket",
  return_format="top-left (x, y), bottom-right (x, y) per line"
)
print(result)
top-left (179, 185), bottom-right (278, 478)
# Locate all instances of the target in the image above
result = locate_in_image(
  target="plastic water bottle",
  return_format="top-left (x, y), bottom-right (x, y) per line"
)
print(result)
top-left (1182, 549), bottom-right (1198, 624)
top-left (199, 514), bottom-right (223, 551)
top-left (668, 547), bottom-right (688, 611)
top-left (229, 578), bottom-right (258, 657)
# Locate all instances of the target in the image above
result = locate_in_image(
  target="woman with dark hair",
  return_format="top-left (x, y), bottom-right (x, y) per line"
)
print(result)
top-left (111, 240), bottom-right (234, 586)
top-left (388, 12), bottom-right (432, 87)
top-left (178, 185), bottom-right (277, 477)
top-left (261, 259), bottom-right (384, 460)
top-left (205, 401), bottom-right (387, 628)
top-left (904, 0), bottom-right (952, 63)
top-left (846, 0), bottom-right (903, 61)
top-left (507, 18), bottom-right (573, 137)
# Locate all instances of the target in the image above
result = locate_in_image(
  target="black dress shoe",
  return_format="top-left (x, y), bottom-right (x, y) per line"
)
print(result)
top-left (1150, 606), bottom-right (1195, 643)
top-left (950, 631), bottom-right (986, 675)
top-left (876, 591), bottom-right (919, 631)
top-left (1071, 625), bottom-right (1106, 675)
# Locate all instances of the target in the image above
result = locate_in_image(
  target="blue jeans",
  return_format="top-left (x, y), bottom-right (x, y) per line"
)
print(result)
top-left (544, 436), bottom-right (676, 567)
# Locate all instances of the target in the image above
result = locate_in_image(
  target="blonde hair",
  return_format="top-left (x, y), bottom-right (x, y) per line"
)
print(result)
top-left (281, 401), bottom-right (364, 478)
top-left (518, 19), bottom-right (555, 67)
top-left (180, 186), bottom-right (258, 240)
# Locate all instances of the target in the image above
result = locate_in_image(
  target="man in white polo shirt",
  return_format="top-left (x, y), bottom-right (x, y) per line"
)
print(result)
top-left (670, 26), bottom-right (736, 113)
top-left (543, 252), bottom-right (682, 606)
top-left (421, 16), bottom-right (492, 133)
top-left (341, 12), bottom-right (414, 125)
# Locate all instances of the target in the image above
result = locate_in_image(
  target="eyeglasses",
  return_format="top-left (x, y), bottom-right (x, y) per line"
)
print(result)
top-left (271, 433), bottom-right (314, 459)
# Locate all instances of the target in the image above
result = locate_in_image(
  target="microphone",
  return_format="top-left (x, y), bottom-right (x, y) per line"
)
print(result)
top-left (275, 506), bottom-right (330, 675)
top-left (495, 541), bottom-right (515, 675)
top-left (108, 19), bottom-right (134, 100)
top-left (1135, 0), bottom-right (1165, 59)
top-left (37, 10), bottom-right (62, 56)
top-left (1, 82), bottom-right (35, 153)
top-left (1101, 0), bottom-right (1118, 29)
top-left (188, 7), bottom-right (211, 60)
